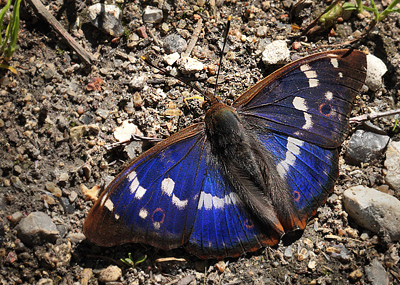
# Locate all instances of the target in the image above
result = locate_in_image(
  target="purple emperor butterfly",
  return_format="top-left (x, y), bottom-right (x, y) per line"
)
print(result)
top-left (84, 49), bottom-right (367, 259)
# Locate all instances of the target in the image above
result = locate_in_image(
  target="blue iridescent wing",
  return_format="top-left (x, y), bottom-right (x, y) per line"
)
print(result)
top-left (84, 124), bottom-right (274, 258)
top-left (185, 155), bottom-right (278, 259)
top-left (255, 131), bottom-right (339, 223)
top-left (84, 124), bottom-right (206, 249)
top-left (235, 50), bottom-right (367, 226)
top-left (234, 50), bottom-right (367, 148)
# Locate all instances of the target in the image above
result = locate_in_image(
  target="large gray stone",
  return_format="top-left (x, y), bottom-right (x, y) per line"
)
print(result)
top-left (345, 130), bottom-right (389, 165)
top-left (343, 186), bottom-right (400, 241)
top-left (16, 212), bottom-right (59, 246)
top-left (365, 259), bottom-right (389, 285)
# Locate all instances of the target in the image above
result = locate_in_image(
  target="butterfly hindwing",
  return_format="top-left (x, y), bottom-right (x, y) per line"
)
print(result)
top-left (255, 131), bottom-right (339, 223)
top-left (235, 50), bottom-right (367, 148)
top-left (186, 154), bottom-right (279, 259)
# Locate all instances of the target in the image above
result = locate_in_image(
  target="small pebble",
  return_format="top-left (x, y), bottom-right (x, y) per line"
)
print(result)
top-left (360, 232), bottom-right (370, 240)
top-left (284, 246), bottom-right (292, 258)
top-left (179, 57), bottom-right (204, 74)
top-left (142, 6), bottom-right (163, 24)
top-left (366, 53), bottom-right (387, 91)
top-left (164, 34), bottom-right (187, 54)
top-left (8, 211), bottom-right (24, 225)
top-left (365, 259), bottom-right (389, 285)
top-left (98, 265), bottom-right (122, 282)
top-left (77, 106), bottom-right (84, 115)
top-left (114, 120), bottom-right (143, 142)
top-left (129, 75), bottom-right (147, 90)
top-left (262, 40), bottom-right (290, 65)
top-left (383, 140), bottom-right (400, 191)
top-left (215, 260), bottom-right (227, 273)
top-left (88, 4), bottom-right (124, 37)
top-left (163, 52), bottom-right (180, 66)
top-left (256, 26), bottom-right (267, 37)
top-left (345, 130), bottom-right (389, 165)
top-left (45, 182), bottom-right (62, 198)
top-left (308, 260), bottom-right (316, 270)
top-left (349, 269), bottom-right (363, 281)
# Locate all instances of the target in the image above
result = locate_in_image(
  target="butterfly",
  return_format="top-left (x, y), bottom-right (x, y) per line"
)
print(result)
top-left (83, 49), bottom-right (367, 259)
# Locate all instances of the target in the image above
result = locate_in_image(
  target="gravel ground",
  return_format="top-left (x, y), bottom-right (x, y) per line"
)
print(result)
top-left (1, 0), bottom-right (400, 284)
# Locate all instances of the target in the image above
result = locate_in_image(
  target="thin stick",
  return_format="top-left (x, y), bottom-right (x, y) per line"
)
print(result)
top-left (26, 0), bottom-right (95, 65)
top-left (182, 18), bottom-right (203, 58)
top-left (350, 108), bottom-right (400, 124)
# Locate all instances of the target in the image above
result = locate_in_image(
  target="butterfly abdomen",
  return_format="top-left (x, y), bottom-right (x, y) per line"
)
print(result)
top-left (204, 101), bottom-right (303, 239)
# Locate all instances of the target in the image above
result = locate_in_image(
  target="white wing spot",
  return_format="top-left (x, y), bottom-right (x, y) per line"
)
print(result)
top-left (104, 198), bottom-right (114, 212)
top-left (115, 213), bottom-right (120, 220)
top-left (139, 208), bottom-right (148, 219)
top-left (303, 113), bottom-right (313, 130)
top-left (338, 72), bottom-right (343, 78)
top-left (134, 186), bottom-right (147, 199)
top-left (330, 58), bottom-right (339, 68)
top-left (293, 97), bottom-right (307, 111)
top-left (172, 194), bottom-right (188, 210)
top-left (304, 70), bottom-right (317, 79)
top-left (212, 196), bottom-right (225, 209)
top-left (300, 64), bottom-right (311, 71)
top-left (128, 171), bottom-right (139, 194)
top-left (197, 191), bottom-right (237, 210)
top-left (127, 171), bottom-right (147, 199)
top-left (161, 178), bottom-right (175, 196)
top-left (309, 78), bottom-right (319, 87)
top-left (153, 222), bottom-right (161, 230)
top-left (300, 65), bottom-right (319, 87)
top-left (201, 192), bottom-right (213, 210)
top-left (325, 91), bottom-right (333, 100)
top-left (277, 137), bottom-right (304, 179)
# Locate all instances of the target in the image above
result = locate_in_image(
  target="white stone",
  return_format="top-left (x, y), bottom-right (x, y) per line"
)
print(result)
top-left (343, 186), bottom-right (400, 241)
top-left (88, 4), bottom-right (122, 21)
top-left (366, 54), bottom-right (387, 91)
top-left (143, 6), bottom-right (163, 24)
top-left (88, 4), bottom-right (124, 37)
top-left (113, 120), bottom-right (143, 142)
top-left (163, 52), bottom-right (180, 65)
top-left (384, 140), bottom-right (400, 191)
top-left (261, 40), bottom-right (290, 65)
top-left (179, 57), bottom-right (204, 74)
top-left (98, 265), bottom-right (122, 282)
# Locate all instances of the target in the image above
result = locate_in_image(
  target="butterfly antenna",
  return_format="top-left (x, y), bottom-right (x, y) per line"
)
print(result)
top-left (213, 15), bottom-right (231, 97)
top-left (140, 55), bottom-right (205, 96)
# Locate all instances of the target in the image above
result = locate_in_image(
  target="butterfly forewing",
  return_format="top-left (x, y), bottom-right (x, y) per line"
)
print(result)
top-left (84, 124), bottom-right (207, 249)
top-left (235, 50), bottom-right (367, 148)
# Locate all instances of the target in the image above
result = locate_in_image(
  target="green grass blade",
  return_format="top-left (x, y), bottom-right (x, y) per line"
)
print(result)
top-left (0, 0), bottom-right (13, 47)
